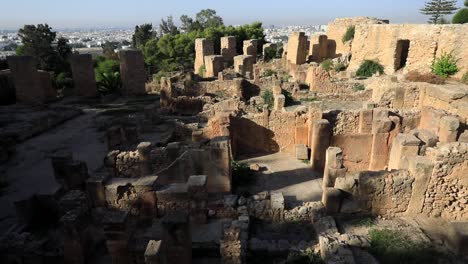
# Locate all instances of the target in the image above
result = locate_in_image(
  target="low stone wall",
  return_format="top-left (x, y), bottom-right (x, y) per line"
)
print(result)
top-left (423, 143), bottom-right (468, 220)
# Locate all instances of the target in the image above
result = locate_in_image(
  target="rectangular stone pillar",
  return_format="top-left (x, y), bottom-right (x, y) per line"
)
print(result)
top-left (388, 133), bottom-right (421, 170)
top-left (309, 35), bottom-right (328, 63)
top-left (310, 119), bottom-right (331, 171)
top-left (234, 55), bottom-right (254, 76)
top-left (322, 147), bottom-right (346, 190)
top-left (204, 55), bottom-right (224, 78)
top-left (406, 156), bottom-right (434, 215)
top-left (187, 175), bottom-right (208, 224)
top-left (161, 212), bottom-right (192, 264)
top-left (7, 56), bottom-right (44, 104)
top-left (243, 39), bottom-right (258, 62)
top-left (287, 32), bottom-right (308, 65)
top-left (119, 50), bottom-right (146, 95)
top-left (102, 210), bottom-right (130, 264)
top-left (273, 94), bottom-right (285, 111)
top-left (271, 192), bottom-right (284, 221)
top-left (69, 54), bottom-right (98, 98)
top-left (221, 36), bottom-right (236, 64)
top-left (359, 109), bottom-right (373, 134)
top-left (368, 133), bottom-right (390, 171)
top-left (438, 116), bottom-right (460, 143)
top-left (195, 38), bottom-right (214, 73)
top-left (38, 71), bottom-right (57, 100)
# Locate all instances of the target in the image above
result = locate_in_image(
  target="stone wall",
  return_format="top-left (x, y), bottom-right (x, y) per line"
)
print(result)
top-left (348, 24), bottom-right (468, 78)
top-left (195, 38), bottom-right (214, 73)
top-left (7, 56), bottom-right (46, 104)
top-left (119, 50), bottom-right (146, 95)
top-left (69, 54), bottom-right (98, 98)
top-left (419, 84), bottom-right (468, 121)
top-left (327, 17), bottom-right (388, 58)
top-left (423, 143), bottom-right (468, 220)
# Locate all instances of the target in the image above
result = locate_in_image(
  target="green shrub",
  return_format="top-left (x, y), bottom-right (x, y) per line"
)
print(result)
top-left (320, 59), bottom-right (333, 71)
top-left (231, 161), bottom-right (256, 188)
top-left (97, 72), bottom-right (121, 95)
top-left (342, 26), bottom-right (355, 43)
top-left (452, 8), bottom-right (468, 24)
top-left (261, 89), bottom-right (274, 109)
top-left (334, 63), bottom-right (346, 72)
top-left (356, 60), bottom-right (384, 77)
top-left (369, 229), bottom-right (445, 264)
top-left (198, 64), bottom-right (206, 77)
top-left (264, 48), bottom-right (277, 62)
top-left (432, 51), bottom-right (459, 78)
top-left (282, 74), bottom-right (292, 82)
top-left (54, 72), bottom-right (73, 91)
top-left (263, 69), bottom-right (277, 77)
top-left (353, 84), bottom-right (365, 91)
top-left (462, 72), bottom-right (468, 84)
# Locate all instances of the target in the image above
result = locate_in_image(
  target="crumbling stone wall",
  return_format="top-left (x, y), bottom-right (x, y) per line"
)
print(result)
top-left (348, 24), bottom-right (468, 78)
top-left (119, 50), bottom-right (147, 95)
top-left (327, 17), bottom-right (388, 58)
top-left (7, 56), bottom-right (48, 104)
top-left (419, 84), bottom-right (468, 121)
top-left (69, 54), bottom-right (98, 98)
top-left (286, 32), bottom-right (308, 65)
top-left (195, 38), bottom-right (214, 73)
top-left (423, 143), bottom-right (468, 220)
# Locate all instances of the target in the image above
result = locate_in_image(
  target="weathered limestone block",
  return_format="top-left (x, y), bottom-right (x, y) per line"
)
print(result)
top-left (388, 133), bottom-right (421, 170)
top-left (305, 65), bottom-right (333, 92)
top-left (137, 142), bottom-right (152, 176)
top-left (119, 50), bottom-right (146, 95)
top-left (273, 94), bottom-right (285, 111)
top-left (295, 126), bottom-right (309, 146)
top-left (323, 147), bottom-right (346, 189)
top-left (86, 177), bottom-right (106, 207)
top-left (368, 132), bottom-right (390, 171)
top-left (287, 32), bottom-right (308, 65)
top-left (295, 144), bottom-right (308, 160)
top-left (221, 36), bottom-right (236, 63)
top-left (38, 70), bottom-right (57, 100)
top-left (406, 156), bottom-right (434, 214)
top-left (358, 109), bottom-right (373, 134)
top-left (372, 117), bottom-right (393, 134)
top-left (243, 39), bottom-right (258, 62)
top-left (102, 210), bottom-right (130, 264)
top-left (144, 240), bottom-right (163, 264)
top-left (161, 212), bottom-right (192, 264)
top-left (69, 54), bottom-right (97, 97)
top-left (7, 56), bottom-right (45, 104)
top-left (310, 119), bottom-right (331, 171)
top-left (187, 175), bottom-right (208, 224)
top-left (438, 116), bottom-right (460, 143)
top-left (234, 55), bottom-right (254, 76)
top-left (271, 191), bottom-right (284, 221)
top-left (204, 55), bottom-right (224, 78)
top-left (322, 188), bottom-right (342, 213)
top-left (156, 183), bottom-right (190, 215)
top-left (459, 131), bottom-right (468, 143)
top-left (309, 35), bottom-right (328, 62)
top-left (195, 38), bottom-right (214, 73)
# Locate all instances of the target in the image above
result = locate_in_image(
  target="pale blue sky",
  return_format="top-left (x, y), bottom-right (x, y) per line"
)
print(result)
top-left (0, 0), bottom-right (466, 29)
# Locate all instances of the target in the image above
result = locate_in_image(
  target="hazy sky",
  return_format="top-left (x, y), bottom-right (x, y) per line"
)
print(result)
top-left (1, 0), bottom-right (466, 29)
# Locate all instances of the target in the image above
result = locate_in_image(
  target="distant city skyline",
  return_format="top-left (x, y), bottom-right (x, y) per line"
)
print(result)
top-left (1, 0), bottom-right (466, 30)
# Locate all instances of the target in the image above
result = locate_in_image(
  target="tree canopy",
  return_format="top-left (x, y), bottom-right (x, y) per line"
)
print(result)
top-left (132, 23), bottom-right (156, 48)
top-left (17, 24), bottom-right (72, 74)
top-left (420, 0), bottom-right (458, 24)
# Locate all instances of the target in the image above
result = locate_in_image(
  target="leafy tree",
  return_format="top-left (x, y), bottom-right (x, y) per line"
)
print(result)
top-left (180, 15), bottom-right (202, 32)
top-left (132, 23), bottom-right (155, 48)
top-left (159, 16), bottom-right (179, 36)
top-left (94, 56), bottom-right (121, 94)
top-left (452, 3), bottom-right (468, 24)
top-left (196, 9), bottom-right (224, 29)
top-left (101, 41), bottom-right (119, 59)
top-left (420, 0), bottom-right (458, 24)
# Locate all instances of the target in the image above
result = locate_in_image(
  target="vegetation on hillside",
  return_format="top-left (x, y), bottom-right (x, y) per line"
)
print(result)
top-left (342, 25), bottom-right (355, 43)
top-left (432, 51), bottom-right (459, 78)
top-left (356, 60), bottom-right (384, 77)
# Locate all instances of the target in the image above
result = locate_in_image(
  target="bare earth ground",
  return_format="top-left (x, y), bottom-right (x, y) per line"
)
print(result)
top-left (0, 108), bottom-right (108, 232)
top-left (240, 152), bottom-right (322, 208)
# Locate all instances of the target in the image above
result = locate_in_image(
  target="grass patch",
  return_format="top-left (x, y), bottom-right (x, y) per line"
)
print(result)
top-left (263, 69), bottom-right (277, 77)
top-left (232, 161), bottom-right (257, 189)
top-left (261, 89), bottom-right (274, 109)
top-left (320, 59), bottom-right (333, 72)
top-left (353, 84), bottom-right (365, 91)
top-left (342, 25), bottom-right (355, 43)
top-left (369, 229), bottom-right (446, 264)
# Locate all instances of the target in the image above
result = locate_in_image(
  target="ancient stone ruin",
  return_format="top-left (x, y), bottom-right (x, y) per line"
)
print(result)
top-left (0, 16), bottom-right (467, 264)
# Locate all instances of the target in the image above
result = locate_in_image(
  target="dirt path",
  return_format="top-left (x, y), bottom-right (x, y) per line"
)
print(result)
top-left (0, 109), bottom-right (108, 231)
top-left (241, 152), bottom-right (322, 207)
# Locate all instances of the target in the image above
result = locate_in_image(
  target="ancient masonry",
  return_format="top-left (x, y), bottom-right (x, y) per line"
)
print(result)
top-left (0, 16), bottom-right (467, 264)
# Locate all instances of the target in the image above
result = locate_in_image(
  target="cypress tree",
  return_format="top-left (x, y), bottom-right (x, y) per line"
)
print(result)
top-left (420, 0), bottom-right (458, 24)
